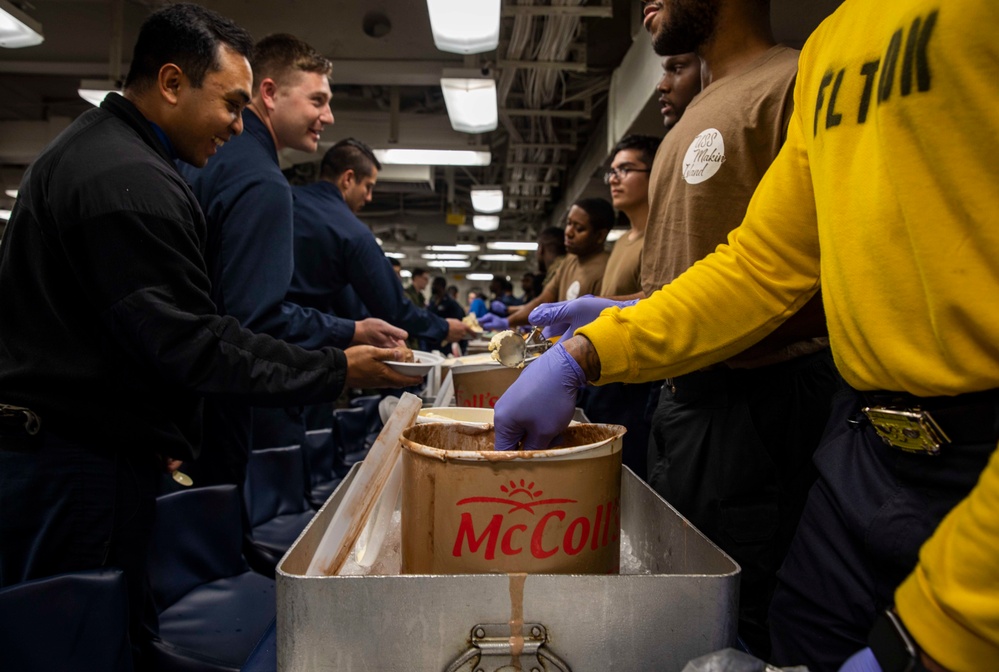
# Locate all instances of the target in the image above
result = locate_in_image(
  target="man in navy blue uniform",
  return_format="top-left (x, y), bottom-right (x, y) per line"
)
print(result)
top-left (288, 138), bottom-right (474, 352)
top-left (183, 35), bottom-right (407, 486)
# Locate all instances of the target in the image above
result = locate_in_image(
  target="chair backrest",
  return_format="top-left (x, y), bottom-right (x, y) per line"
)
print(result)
top-left (333, 406), bottom-right (369, 455)
top-left (244, 444), bottom-right (310, 528)
top-left (0, 569), bottom-right (134, 672)
top-left (148, 485), bottom-right (248, 611)
top-left (302, 428), bottom-right (336, 488)
top-left (349, 394), bottom-right (383, 435)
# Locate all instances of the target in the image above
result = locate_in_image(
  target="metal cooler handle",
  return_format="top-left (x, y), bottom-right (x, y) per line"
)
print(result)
top-left (444, 623), bottom-right (571, 672)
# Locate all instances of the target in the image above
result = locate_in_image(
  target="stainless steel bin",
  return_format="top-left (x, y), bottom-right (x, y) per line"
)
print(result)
top-left (277, 466), bottom-right (739, 671)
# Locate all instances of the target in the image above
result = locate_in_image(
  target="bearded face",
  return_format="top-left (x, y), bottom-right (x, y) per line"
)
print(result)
top-left (647, 0), bottom-right (719, 57)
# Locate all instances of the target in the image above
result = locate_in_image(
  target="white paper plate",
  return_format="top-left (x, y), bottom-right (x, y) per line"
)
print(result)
top-left (384, 350), bottom-right (445, 376)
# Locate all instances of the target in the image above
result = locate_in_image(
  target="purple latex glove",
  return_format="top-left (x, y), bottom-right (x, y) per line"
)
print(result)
top-left (494, 343), bottom-right (587, 451)
top-left (489, 300), bottom-right (508, 316)
top-left (838, 648), bottom-right (881, 672)
top-left (479, 313), bottom-right (509, 331)
top-left (529, 295), bottom-right (639, 340)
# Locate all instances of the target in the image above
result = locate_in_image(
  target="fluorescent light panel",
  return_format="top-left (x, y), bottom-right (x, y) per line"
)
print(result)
top-left (0, 0), bottom-right (43, 48)
top-left (471, 185), bottom-right (503, 213)
top-left (384, 252), bottom-right (406, 259)
top-left (472, 215), bottom-right (500, 231)
top-left (441, 73), bottom-right (497, 134)
top-left (421, 253), bottom-right (470, 260)
top-left (78, 79), bottom-right (120, 107)
top-left (429, 244), bottom-right (480, 252)
top-left (466, 273), bottom-right (493, 281)
top-left (478, 254), bottom-right (526, 262)
top-left (487, 241), bottom-right (537, 251)
top-left (427, 260), bottom-right (471, 269)
top-left (425, 0), bottom-right (500, 55)
top-left (4, 189), bottom-right (16, 198)
top-left (374, 148), bottom-right (491, 167)
top-left (606, 228), bottom-right (628, 242)
top-left (0, 208), bottom-right (12, 220)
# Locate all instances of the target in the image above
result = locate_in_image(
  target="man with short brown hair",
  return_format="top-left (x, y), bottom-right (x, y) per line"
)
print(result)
top-left (184, 34), bottom-right (408, 483)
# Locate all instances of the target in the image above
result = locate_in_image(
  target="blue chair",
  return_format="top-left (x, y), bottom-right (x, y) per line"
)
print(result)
top-left (243, 445), bottom-right (316, 577)
top-left (0, 568), bottom-right (134, 671)
top-left (334, 406), bottom-right (372, 465)
top-left (145, 485), bottom-right (275, 672)
top-left (349, 393), bottom-right (384, 440)
top-left (301, 428), bottom-right (345, 509)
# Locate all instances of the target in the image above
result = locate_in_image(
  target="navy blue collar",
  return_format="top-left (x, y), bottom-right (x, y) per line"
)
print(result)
top-left (241, 108), bottom-right (279, 165)
top-left (315, 179), bottom-right (346, 203)
top-left (148, 121), bottom-right (177, 161)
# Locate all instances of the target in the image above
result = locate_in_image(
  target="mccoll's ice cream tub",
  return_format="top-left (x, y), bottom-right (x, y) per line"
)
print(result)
top-left (400, 422), bottom-right (626, 574)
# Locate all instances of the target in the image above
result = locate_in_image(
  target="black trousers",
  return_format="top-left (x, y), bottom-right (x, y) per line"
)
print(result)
top-left (0, 428), bottom-right (160, 666)
top-left (769, 387), bottom-right (997, 671)
top-left (580, 380), bottom-right (658, 480)
top-left (648, 348), bottom-right (843, 658)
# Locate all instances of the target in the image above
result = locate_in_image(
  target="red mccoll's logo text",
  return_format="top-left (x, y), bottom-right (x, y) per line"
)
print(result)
top-left (451, 479), bottom-right (620, 560)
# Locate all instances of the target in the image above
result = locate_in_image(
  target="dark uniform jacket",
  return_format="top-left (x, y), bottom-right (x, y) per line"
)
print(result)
top-left (182, 109), bottom-right (355, 348)
top-left (288, 181), bottom-right (448, 343)
top-left (0, 94), bottom-right (347, 459)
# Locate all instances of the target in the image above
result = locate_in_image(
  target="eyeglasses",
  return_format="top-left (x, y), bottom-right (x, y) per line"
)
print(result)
top-left (602, 166), bottom-right (651, 184)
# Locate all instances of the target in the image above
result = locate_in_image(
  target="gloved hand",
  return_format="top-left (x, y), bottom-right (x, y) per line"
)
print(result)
top-left (489, 300), bottom-right (508, 316)
top-left (479, 313), bottom-right (509, 331)
top-left (494, 343), bottom-right (587, 451)
top-left (837, 648), bottom-right (881, 672)
top-left (529, 295), bottom-right (639, 340)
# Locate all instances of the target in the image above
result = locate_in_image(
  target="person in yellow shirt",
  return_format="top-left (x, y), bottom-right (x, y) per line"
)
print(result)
top-left (495, 1), bottom-right (999, 670)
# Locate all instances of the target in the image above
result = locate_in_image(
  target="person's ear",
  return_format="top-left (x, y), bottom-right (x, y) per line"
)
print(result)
top-left (157, 64), bottom-right (184, 105)
top-left (337, 168), bottom-right (355, 192)
top-left (258, 78), bottom-right (279, 111)
top-left (597, 228), bottom-right (609, 246)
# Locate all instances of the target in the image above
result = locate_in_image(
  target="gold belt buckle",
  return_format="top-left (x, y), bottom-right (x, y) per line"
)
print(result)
top-left (862, 406), bottom-right (950, 455)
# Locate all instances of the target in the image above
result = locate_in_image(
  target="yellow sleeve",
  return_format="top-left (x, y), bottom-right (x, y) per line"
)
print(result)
top-left (578, 72), bottom-right (822, 385)
top-left (895, 445), bottom-right (999, 672)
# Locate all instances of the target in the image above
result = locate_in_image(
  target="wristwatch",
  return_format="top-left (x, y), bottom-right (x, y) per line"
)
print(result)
top-left (868, 609), bottom-right (931, 672)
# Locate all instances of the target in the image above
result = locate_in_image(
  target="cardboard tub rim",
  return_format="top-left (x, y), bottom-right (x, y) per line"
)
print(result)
top-left (400, 421), bottom-right (626, 463)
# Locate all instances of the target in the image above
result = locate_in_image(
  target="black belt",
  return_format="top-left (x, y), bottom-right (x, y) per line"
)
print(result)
top-left (860, 388), bottom-right (999, 455)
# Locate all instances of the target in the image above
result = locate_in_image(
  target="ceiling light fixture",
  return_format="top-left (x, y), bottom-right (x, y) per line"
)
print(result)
top-left (427, 260), bottom-right (472, 269)
top-left (374, 148), bottom-right (491, 167)
top-left (429, 244), bottom-right (480, 252)
top-left (472, 215), bottom-right (500, 232)
top-left (401, 270), bottom-right (412, 279)
top-left (606, 228), bottom-right (628, 242)
top-left (384, 251), bottom-right (406, 259)
top-left (466, 273), bottom-right (494, 282)
top-left (478, 254), bottom-right (526, 262)
top-left (471, 185), bottom-right (503, 213)
top-left (0, 0), bottom-right (43, 48)
top-left (440, 69), bottom-right (497, 134)
top-left (486, 241), bottom-right (537, 251)
top-left (425, 0), bottom-right (500, 55)
top-left (0, 208), bottom-right (12, 221)
top-left (421, 253), bottom-right (470, 260)
top-left (4, 189), bottom-right (16, 198)
top-left (78, 79), bottom-right (121, 107)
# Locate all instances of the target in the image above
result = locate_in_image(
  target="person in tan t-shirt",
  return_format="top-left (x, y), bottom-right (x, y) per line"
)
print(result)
top-left (481, 199), bottom-right (613, 331)
top-left (520, 0), bottom-right (842, 657)
top-left (600, 135), bottom-right (661, 298)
